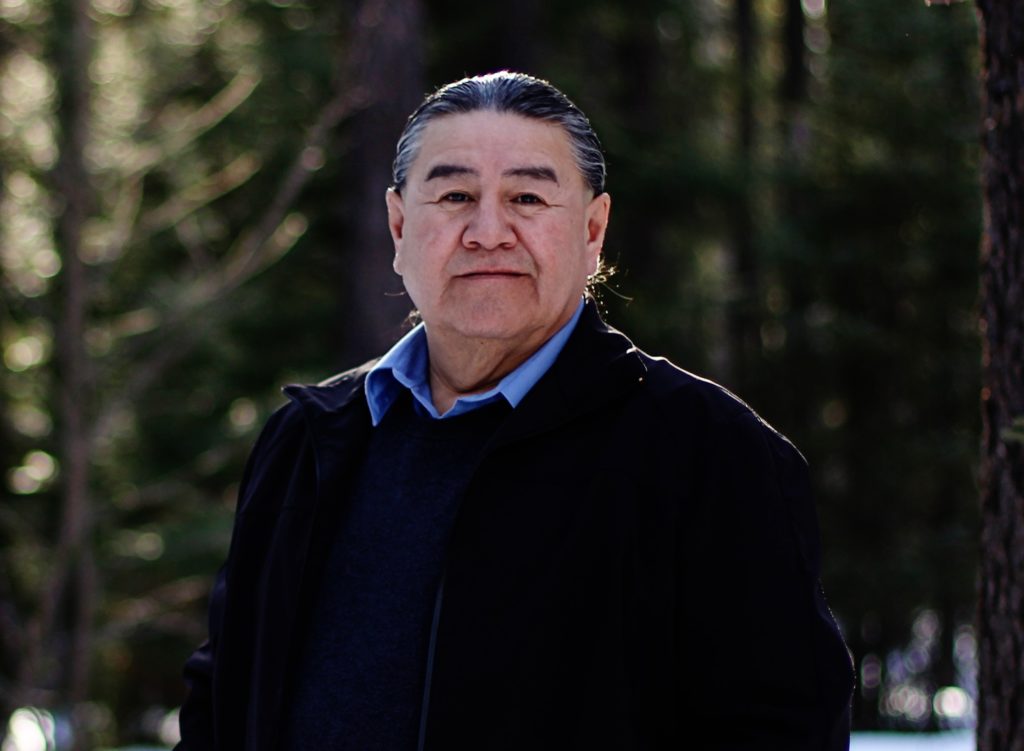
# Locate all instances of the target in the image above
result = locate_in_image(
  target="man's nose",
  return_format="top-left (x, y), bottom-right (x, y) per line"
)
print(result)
top-left (462, 197), bottom-right (516, 250)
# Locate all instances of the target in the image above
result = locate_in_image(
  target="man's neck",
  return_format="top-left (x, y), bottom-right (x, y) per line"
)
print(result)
top-left (425, 333), bottom-right (546, 416)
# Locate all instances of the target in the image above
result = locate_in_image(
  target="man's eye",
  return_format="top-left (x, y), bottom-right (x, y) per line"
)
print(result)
top-left (441, 192), bottom-right (471, 203)
top-left (514, 194), bottom-right (543, 205)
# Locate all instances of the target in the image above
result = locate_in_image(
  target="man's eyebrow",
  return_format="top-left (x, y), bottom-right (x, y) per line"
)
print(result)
top-left (425, 164), bottom-right (477, 181)
top-left (423, 164), bottom-right (559, 183)
top-left (504, 166), bottom-right (558, 183)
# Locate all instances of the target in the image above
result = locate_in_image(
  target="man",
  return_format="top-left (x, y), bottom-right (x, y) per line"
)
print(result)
top-left (177, 72), bottom-right (854, 750)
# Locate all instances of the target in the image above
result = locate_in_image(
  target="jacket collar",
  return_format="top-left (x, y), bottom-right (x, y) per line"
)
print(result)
top-left (487, 299), bottom-right (648, 450)
top-left (283, 360), bottom-right (376, 416)
top-left (282, 299), bottom-right (647, 449)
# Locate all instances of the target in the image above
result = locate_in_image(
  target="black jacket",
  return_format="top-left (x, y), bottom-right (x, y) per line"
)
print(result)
top-left (177, 302), bottom-right (854, 750)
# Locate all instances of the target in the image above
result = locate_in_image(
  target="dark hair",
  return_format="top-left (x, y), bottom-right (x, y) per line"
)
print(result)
top-left (391, 71), bottom-right (606, 196)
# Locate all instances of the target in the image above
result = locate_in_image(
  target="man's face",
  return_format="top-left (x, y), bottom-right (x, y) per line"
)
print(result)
top-left (386, 111), bottom-right (611, 349)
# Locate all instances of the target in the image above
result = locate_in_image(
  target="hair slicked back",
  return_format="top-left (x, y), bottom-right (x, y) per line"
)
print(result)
top-left (391, 71), bottom-right (606, 197)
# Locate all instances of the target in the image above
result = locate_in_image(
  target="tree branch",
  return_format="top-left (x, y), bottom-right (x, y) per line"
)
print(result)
top-left (91, 31), bottom-right (373, 445)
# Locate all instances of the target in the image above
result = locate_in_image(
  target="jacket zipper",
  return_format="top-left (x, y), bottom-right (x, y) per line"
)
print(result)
top-left (417, 572), bottom-right (446, 751)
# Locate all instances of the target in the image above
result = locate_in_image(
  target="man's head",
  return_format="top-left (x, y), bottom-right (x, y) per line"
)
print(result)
top-left (385, 73), bottom-right (611, 359)
top-left (391, 72), bottom-right (606, 198)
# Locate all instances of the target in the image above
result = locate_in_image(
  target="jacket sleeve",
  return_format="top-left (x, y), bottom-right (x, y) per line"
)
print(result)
top-left (175, 404), bottom-right (304, 751)
top-left (176, 568), bottom-right (226, 750)
top-left (676, 406), bottom-right (854, 750)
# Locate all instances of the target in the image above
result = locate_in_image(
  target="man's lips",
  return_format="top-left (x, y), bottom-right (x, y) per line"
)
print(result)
top-left (455, 270), bottom-right (528, 278)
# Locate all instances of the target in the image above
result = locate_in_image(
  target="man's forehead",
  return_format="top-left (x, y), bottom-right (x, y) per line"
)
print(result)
top-left (410, 111), bottom-right (580, 183)
top-left (424, 164), bottom-right (559, 184)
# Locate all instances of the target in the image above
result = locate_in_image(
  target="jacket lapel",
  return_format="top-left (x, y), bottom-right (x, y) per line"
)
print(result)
top-left (253, 372), bottom-right (374, 750)
top-left (487, 301), bottom-right (648, 452)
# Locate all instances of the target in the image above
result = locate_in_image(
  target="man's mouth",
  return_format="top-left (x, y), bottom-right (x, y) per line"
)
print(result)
top-left (457, 271), bottom-right (527, 278)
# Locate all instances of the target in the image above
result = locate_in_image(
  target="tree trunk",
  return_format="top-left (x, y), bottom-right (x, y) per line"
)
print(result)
top-left (727, 0), bottom-right (759, 393)
top-left (496, 0), bottom-right (541, 74)
top-left (775, 0), bottom-right (815, 429)
top-left (975, 1), bottom-right (1024, 749)
top-left (341, 0), bottom-right (424, 364)
top-left (52, 0), bottom-right (96, 726)
top-left (14, 0), bottom-right (99, 745)
top-left (779, 0), bottom-right (808, 163)
top-left (780, 0), bottom-right (808, 110)
top-left (613, 3), bottom-right (660, 281)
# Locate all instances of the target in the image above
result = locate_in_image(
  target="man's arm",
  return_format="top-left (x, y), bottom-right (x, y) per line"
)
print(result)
top-left (174, 403), bottom-right (308, 750)
top-left (176, 569), bottom-right (226, 750)
top-left (677, 405), bottom-right (854, 749)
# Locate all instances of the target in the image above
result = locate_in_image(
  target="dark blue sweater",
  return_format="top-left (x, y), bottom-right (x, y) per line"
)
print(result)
top-left (281, 392), bottom-right (508, 749)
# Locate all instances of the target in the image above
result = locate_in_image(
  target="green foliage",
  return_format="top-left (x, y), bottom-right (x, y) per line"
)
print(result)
top-left (1004, 417), bottom-right (1024, 445)
top-left (0, 0), bottom-right (983, 742)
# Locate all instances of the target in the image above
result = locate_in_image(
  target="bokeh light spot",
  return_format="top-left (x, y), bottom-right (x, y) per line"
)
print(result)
top-left (159, 708), bottom-right (181, 745)
top-left (112, 529), bottom-right (166, 561)
top-left (23, 450), bottom-right (56, 482)
top-left (4, 336), bottom-right (45, 371)
top-left (802, 0), bottom-right (826, 20)
top-left (2, 707), bottom-right (54, 751)
top-left (933, 686), bottom-right (972, 719)
top-left (9, 404), bottom-right (52, 439)
top-left (860, 653), bottom-right (882, 691)
top-left (229, 398), bottom-right (258, 432)
top-left (821, 399), bottom-right (847, 429)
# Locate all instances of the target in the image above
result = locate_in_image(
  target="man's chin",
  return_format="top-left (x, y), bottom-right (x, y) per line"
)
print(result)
top-left (426, 298), bottom-right (522, 332)
top-left (429, 311), bottom-right (540, 346)
top-left (445, 321), bottom-right (529, 343)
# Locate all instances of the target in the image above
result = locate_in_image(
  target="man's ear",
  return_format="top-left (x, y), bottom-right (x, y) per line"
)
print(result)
top-left (386, 188), bottom-right (405, 273)
top-left (584, 192), bottom-right (611, 273)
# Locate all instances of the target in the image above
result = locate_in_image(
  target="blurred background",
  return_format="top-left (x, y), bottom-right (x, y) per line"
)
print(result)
top-left (0, 0), bottom-right (982, 747)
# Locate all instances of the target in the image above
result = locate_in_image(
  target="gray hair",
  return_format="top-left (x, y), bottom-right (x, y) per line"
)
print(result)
top-left (391, 71), bottom-right (607, 196)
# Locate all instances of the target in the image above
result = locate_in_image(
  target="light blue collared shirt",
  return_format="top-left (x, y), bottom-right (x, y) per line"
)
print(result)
top-left (364, 300), bottom-right (585, 426)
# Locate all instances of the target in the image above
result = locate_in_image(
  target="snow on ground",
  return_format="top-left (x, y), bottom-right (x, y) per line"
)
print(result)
top-left (851, 730), bottom-right (975, 750)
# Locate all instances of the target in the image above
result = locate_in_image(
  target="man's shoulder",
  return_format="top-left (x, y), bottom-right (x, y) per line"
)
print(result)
top-left (634, 351), bottom-right (755, 423)
top-left (629, 349), bottom-right (802, 458)
top-left (573, 310), bottom-right (795, 450)
top-left (234, 359), bottom-right (379, 515)
top-left (245, 359), bottom-right (379, 468)
top-left (280, 358), bottom-right (379, 415)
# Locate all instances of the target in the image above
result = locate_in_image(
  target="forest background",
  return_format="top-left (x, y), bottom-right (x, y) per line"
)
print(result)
top-left (0, 0), bottom-right (986, 747)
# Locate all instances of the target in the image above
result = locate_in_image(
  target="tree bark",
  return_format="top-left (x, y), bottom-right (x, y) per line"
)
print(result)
top-left (341, 0), bottom-right (424, 364)
top-left (779, 0), bottom-right (808, 163)
top-left (16, 0), bottom-right (99, 745)
top-left (780, 0), bottom-right (808, 109)
top-left (775, 0), bottom-right (813, 423)
top-left (496, 0), bottom-right (541, 74)
top-left (52, 0), bottom-right (95, 719)
top-left (727, 0), bottom-right (759, 392)
top-left (975, 1), bottom-right (1024, 749)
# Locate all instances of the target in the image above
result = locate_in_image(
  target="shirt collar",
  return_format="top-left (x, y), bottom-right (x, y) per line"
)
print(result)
top-left (365, 299), bottom-right (585, 426)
